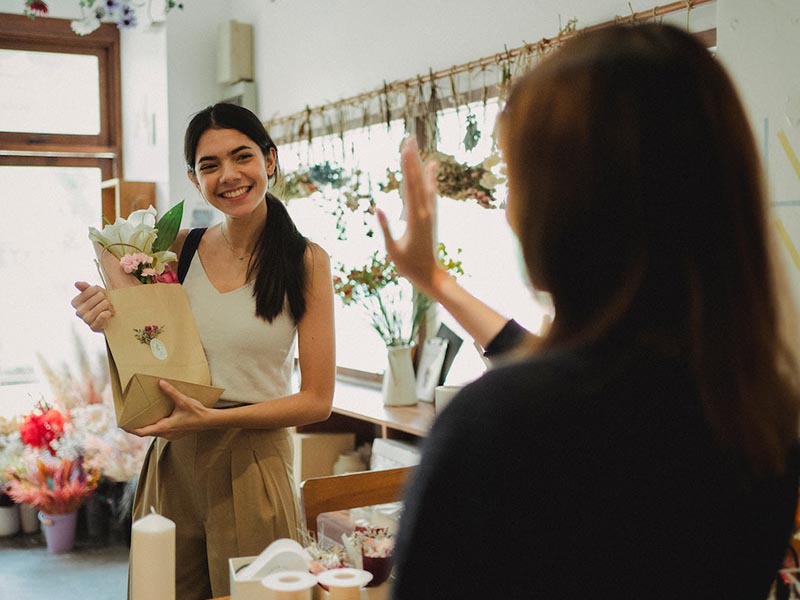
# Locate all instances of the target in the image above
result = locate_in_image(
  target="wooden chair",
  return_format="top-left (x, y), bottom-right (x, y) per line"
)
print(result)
top-left (299, 466), bottom-right (414, 539)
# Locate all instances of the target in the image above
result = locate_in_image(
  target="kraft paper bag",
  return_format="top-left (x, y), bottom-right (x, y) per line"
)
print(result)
top-left (103, 283), bottom-right (225, 432)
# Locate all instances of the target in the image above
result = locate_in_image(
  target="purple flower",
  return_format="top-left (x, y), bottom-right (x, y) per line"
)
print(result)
top-left (117, 4), bottom-right (137, 28)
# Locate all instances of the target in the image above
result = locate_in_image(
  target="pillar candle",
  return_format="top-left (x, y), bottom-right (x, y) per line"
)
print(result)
top-left (130, 510), bottom-right (175, 600)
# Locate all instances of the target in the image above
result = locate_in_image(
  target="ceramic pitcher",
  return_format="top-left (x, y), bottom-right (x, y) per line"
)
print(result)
top-left (382, 344), bottom-right (417, 406)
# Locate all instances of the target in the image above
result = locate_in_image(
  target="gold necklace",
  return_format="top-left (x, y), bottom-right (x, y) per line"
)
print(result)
top-left (220, 224), bottom-right (252, 261)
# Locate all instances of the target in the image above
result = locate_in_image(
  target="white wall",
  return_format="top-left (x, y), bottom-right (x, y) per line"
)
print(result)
top-left (231, 0), bottom-right (716, 120)
top-left (0, 0), bottom-right (717, 217)
top-left (716, 0), bottom-right (800, 311)
top-left (163, 1), bottom-right (231, 220)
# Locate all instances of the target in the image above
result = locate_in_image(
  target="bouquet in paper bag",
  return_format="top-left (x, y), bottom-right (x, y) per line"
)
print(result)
top-left (89, 203), bottom-right (224, 432)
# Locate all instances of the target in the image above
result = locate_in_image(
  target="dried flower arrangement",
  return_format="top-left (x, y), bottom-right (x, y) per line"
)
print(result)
top-left (380, 150), bottom-right (506, 209)
top-left (333, 244), bottom-right (463, 347)
top-left (22, 0), bottom-right (185, 36)
top-left (6, 455), bottom-right (99, 515)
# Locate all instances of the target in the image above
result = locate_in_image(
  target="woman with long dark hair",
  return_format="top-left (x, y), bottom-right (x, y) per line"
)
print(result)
top-left (72, 103), bottom-right (335, 599)
top-left (380, 24), bottom-right (800, 599)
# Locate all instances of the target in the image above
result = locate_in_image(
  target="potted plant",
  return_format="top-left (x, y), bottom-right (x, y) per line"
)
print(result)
top-left (0, 485), bottom-right (20, 537)
top-left (0, 416), bottom-right (22, 536)
top-left (6, 456), bottom-right (99, 552)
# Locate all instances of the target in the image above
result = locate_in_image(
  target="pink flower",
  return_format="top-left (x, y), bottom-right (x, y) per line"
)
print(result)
top-left (140, 268), bottom-right (157, 277)
top-left (119, 252), bottom-right (151, 273)
top-left (155, 268), bottom-right (179, 284)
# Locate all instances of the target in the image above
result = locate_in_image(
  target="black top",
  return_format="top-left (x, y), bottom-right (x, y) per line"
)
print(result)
top-left (392, 325), bottom-right (799, 599)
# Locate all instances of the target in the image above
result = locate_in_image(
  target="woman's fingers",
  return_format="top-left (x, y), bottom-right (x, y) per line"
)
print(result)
top-left (72, 281), bottom-right (114, 332)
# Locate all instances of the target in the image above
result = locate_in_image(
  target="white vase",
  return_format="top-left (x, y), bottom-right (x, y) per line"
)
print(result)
top-left (0, 504), bottom-right (20, 537)
top-left (20, 503), bottom-right (39, 534)
top-left (382, 344), bottom-right (417, 406)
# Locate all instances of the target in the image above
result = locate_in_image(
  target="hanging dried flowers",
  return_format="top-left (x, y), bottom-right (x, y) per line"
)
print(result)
top-left (21, 0), bottom-right (185, 36)
top-left (381, 151), bottom-right (505, 209)
top-left (463, 113), bottom-right (482, 152)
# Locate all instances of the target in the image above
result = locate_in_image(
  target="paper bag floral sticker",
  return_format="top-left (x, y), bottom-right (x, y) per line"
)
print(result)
top-left (88, 202), bottom-right (184, 288)
top-left (134, 325), bottom-right (167, 360)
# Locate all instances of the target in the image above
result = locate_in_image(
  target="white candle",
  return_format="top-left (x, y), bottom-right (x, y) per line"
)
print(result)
top-left (130, 510), bottom-right (175, 600)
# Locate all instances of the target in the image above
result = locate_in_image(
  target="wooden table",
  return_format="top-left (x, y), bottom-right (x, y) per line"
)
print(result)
top-left (298, 377), bottom-right (436, 442)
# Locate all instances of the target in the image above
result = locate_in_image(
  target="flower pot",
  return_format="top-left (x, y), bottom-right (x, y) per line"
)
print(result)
top-left (362, 554), bottom-right (393, 587)
top-left (39, 510), bottom-right (78, 553)
top-left (79, 492), bottom-right (111, 541)
top-left (19, 503), bottom-right (39, 534)
top-left (0, 504), bottom-right (20, 537)
top-left (382, 344), bottom-right (417, 406)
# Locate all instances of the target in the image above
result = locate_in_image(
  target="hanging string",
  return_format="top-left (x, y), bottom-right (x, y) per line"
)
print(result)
top-left (264, 0), bottom-right (714, 145)
top-left (382, 80), bottom-right (392, 132)
top-left (449, 71), bottom-right (461, 118)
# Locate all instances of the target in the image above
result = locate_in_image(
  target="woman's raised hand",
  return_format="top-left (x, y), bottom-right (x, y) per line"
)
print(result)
top-left (71, 281), bottom-right (115, 332)
top-left (377, 136), bottom-right (449, 300)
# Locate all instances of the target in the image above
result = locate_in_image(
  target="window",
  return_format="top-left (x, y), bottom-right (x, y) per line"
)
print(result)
top-left (279, 98), bottom-right (552, 385)
top-left (0, 15), bottom-right (121, 418)
top-left (281, 119), bottom-right (408, 375)
top-left (434, 100), bottom-right (552, 384)
top-left (0, 48), bottom-right (101, 135)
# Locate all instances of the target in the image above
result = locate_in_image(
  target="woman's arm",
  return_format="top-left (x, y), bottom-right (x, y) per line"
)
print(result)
top-left (378, 137), bottom-right (525, 349)
top-left (132, 242), bottom-right (336, 439)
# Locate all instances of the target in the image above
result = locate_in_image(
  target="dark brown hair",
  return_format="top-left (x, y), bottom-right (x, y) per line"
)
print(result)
top-left (500, 23), bottom-right (799, 474)
top-left (185, 103), bottom-right (308, 323)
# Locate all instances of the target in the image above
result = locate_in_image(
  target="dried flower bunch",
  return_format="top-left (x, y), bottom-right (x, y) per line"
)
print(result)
top-left (333, 244), bottom-right (463, 347)
top-left (22, 0), bottom-right (185, 36)
top-left (349, 525), bottom-right (395, 559)
top-left (1, 335), bottom-right (152, 487)
top-left (381, 151), bottom-right (506, 209)
top-left (6, 455), bottom-right (99, 514)
top-left (18, 401), bottom-right (65, 456)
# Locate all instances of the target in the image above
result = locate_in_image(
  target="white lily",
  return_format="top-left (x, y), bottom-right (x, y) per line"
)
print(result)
top-left (88, 205), bottom-right (177, 276)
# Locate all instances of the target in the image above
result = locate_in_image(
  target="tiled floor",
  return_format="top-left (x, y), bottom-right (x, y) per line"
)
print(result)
top-left (0, 517), bottom-right (129, 599)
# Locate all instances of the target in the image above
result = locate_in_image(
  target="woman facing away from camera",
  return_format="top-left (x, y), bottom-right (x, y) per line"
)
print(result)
top-left (71, 103), bottom-right (335, 599)
top-left (378, 24), bottom-right (800, 599)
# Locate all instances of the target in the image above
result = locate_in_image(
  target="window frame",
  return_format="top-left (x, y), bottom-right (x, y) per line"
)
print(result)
top-left (0, 13), bottom-right (122, 177)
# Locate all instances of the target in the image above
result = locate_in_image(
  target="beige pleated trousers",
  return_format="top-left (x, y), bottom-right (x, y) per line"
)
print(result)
top-left (132, 427), bottom-right (301, 600)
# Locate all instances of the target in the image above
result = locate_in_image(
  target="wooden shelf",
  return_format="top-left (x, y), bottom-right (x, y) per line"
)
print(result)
top-left (297, 378), bottom-right (436, 443)
top-left (101, 178), bottom-right (155, 223)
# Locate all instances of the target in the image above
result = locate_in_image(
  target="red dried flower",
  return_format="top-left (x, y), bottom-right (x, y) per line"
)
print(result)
top-left (25, 0), bottom-right (49, 16)
top-left (19, 404), bottom-right (66, 454)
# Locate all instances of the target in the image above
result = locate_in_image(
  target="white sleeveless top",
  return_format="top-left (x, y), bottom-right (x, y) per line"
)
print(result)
top-left (182, 253), bottom-right (297, 404)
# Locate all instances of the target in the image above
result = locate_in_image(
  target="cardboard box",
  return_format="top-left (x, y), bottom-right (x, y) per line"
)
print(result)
top-left (292, 432), bottom-right (356, 488)
top-left (369, 438), bottom-right (421, 470)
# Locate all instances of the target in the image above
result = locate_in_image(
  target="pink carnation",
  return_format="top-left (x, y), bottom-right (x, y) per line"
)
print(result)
top-left (119, 252), bottom-right (151, 273)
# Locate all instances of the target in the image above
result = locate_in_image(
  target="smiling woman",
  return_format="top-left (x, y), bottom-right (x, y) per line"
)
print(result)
top-left (71, 102), bottom-right (336, 600)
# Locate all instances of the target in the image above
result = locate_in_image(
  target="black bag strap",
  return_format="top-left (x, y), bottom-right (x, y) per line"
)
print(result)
top-left (178, 227), bottom-right (207, 284)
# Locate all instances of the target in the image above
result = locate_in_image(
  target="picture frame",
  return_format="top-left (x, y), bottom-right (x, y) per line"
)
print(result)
top-left (415, 336), bottom-right (449, 402)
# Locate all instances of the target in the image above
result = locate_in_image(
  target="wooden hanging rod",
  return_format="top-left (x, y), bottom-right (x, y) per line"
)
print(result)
top-left (264, 0), bottom-right (714, 130)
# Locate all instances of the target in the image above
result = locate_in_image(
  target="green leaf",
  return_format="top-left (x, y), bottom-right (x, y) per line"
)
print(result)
top-left (152, 200), bottom-right (184, 253)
